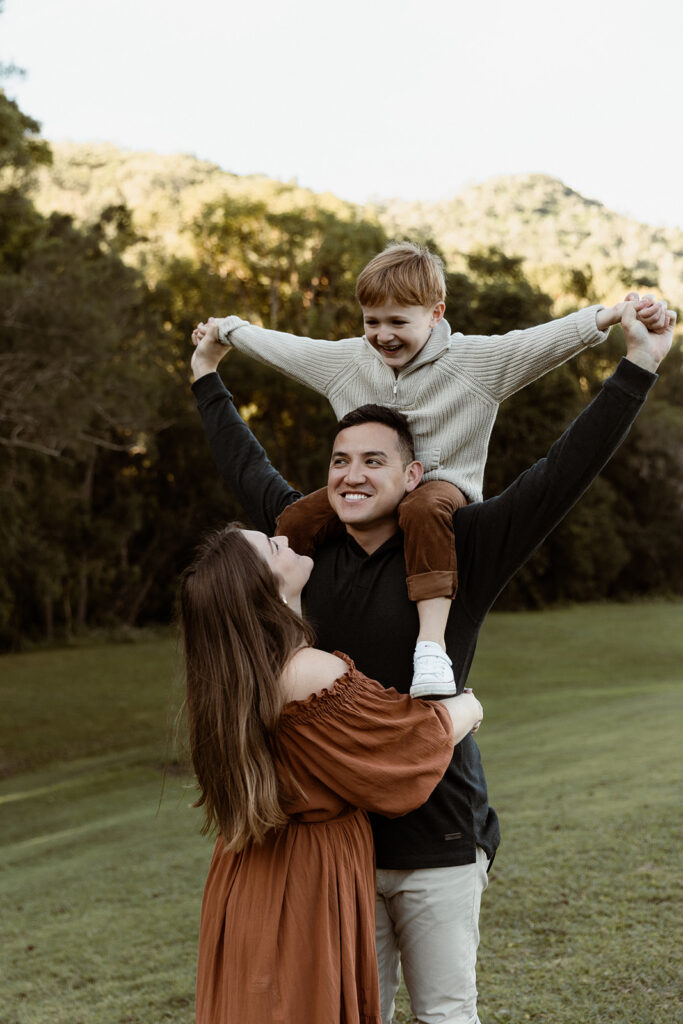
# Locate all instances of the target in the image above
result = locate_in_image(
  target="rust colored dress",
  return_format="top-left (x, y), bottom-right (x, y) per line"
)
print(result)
top-left (195, 656), bottom-right (454, 1024)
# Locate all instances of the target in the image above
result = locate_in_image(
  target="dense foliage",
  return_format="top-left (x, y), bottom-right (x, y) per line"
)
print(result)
top-left (376, 173), bottom-right (683, 317)
top-left (1, 101), bottom-right (681, 649)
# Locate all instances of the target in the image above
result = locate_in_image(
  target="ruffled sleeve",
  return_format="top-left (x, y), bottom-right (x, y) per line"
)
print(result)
top-left (278, 657), bottom-right (454, 817)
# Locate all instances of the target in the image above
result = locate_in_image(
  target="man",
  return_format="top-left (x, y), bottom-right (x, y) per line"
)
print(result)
top-left (189, 299), bottom-right (674, 1024)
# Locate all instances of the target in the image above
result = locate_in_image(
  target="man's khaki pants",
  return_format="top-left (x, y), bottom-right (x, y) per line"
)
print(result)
top-left (375, 848), bottom-right (490, 1024)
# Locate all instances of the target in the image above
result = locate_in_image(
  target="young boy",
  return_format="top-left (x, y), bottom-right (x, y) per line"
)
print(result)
top-left (193, 243), bottom-right (666, 697)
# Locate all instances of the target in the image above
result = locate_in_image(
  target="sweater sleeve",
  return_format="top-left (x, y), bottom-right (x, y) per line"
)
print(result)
top-left (456, 305), bottom-right (608, 402)
top-left (455, 357), bottom-right (657, 621)
top-left (192, 372), bottom-right (302, 534)
top-left (215, 316), bottom-right (360, 396)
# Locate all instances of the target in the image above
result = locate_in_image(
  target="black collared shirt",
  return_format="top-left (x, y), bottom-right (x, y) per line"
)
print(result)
top-left (192, 358), bottom-right (655, 868)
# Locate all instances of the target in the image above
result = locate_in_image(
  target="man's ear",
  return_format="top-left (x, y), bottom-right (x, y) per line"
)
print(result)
top-left (404, 460), bottom-right (423, 493)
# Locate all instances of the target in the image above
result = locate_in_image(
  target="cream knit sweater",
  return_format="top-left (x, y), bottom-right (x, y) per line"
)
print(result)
top-left (216, 307), bottom-right (608, 502)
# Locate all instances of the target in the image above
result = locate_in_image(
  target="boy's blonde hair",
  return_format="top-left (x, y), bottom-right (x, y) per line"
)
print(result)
top-left (355, 242), bottom-right (446, 308)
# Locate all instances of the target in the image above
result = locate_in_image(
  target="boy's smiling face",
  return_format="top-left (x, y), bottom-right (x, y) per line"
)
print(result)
top-left (362, 301), bottom-right (446, 370)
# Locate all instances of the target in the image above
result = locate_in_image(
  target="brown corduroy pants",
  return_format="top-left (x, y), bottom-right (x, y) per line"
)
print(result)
top-left (275, 481), bottom-right (467, 601)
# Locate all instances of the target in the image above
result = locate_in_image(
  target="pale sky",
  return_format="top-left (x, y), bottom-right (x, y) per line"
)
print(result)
top-left (2, 0), bottom-right (682, 228)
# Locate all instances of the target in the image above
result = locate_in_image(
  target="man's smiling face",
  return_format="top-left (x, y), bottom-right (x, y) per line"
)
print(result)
top-left (327, 422), bottom-right (422, 549)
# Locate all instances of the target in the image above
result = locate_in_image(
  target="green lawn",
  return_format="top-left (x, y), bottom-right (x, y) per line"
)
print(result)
top-left (1, 602), bottom-right (681, 1024)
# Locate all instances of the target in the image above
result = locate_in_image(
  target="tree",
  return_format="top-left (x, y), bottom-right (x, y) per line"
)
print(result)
top-left (157, 198), bottom-right (389, 490)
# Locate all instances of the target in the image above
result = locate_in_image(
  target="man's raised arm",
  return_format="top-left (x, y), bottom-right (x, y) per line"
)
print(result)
top-left (191, 332), bottom-right (302, 534)
top-left (456, 299), bottom-right (677, 622)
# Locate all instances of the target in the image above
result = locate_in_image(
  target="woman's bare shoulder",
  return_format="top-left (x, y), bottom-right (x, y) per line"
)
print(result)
top-left (281, 648), bottom-right (349, 703)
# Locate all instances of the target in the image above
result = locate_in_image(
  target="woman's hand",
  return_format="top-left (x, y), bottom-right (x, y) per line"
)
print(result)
top-left (464, 687), bottom-right (483, 733)
top-left (440, 688), bottom-right (483, 744)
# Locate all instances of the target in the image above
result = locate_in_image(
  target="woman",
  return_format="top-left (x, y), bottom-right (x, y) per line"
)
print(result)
top-left (179, 523), bottom-right (483, 1024)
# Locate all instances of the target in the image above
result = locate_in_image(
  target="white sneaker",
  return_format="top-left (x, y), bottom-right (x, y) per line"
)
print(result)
top-left (410, 641), bottom-right (456, 698)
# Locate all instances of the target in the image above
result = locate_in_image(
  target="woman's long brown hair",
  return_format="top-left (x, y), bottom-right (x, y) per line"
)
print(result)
top-left (178, 524), bottom-right (313, 850)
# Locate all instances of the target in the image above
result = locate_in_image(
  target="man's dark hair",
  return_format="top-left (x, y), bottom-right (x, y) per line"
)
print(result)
top-left (334, 404), bottom-right (416, 466)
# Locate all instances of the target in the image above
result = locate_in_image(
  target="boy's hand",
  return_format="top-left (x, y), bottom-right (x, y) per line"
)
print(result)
top-left (191, 319), bottom-right (228, 380)
top-left (192, 319), bottom-right (218, 344)
top-left (596, 293), bottom-right (669, 333)
top-left (621, 298), bottom-right (677, 372)
top-left (626, 292), bottom-right (670, 333)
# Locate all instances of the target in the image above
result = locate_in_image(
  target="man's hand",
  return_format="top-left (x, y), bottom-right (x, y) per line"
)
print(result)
top-left (620, 296), bottom-right (677, 372)
top-left (596, 293), bottom-right (670, 333)
top-left (626, 292), bottom-right (671, 333)
top-left (191, 319), bottom-right (227, 380)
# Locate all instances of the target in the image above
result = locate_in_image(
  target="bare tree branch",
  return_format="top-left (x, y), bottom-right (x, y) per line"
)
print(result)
top-left (0, 435), bottom-right (63, 457)
top-left (76, 432), bottom-right (134, 452)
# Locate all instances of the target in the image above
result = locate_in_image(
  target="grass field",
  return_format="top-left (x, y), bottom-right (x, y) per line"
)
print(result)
top-left (2, 603), bottom-right (681, 1024)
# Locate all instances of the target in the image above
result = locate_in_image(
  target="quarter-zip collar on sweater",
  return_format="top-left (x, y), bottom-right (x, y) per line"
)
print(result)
top-left (363, 318), bottom-right (452, 379)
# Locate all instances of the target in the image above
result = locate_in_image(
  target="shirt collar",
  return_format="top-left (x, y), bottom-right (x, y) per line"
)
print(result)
top-left (344, 529), bottom-right (403, 560)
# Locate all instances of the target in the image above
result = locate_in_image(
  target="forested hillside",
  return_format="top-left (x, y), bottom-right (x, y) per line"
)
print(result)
top-left (32, 145), bottom-right (683, 315)
top-left (376, 175), bottom-right (683, 315)
top-left (29, 142), bottom-right (364, 272)
top-left (2, 125), bottom-right (681, 649)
